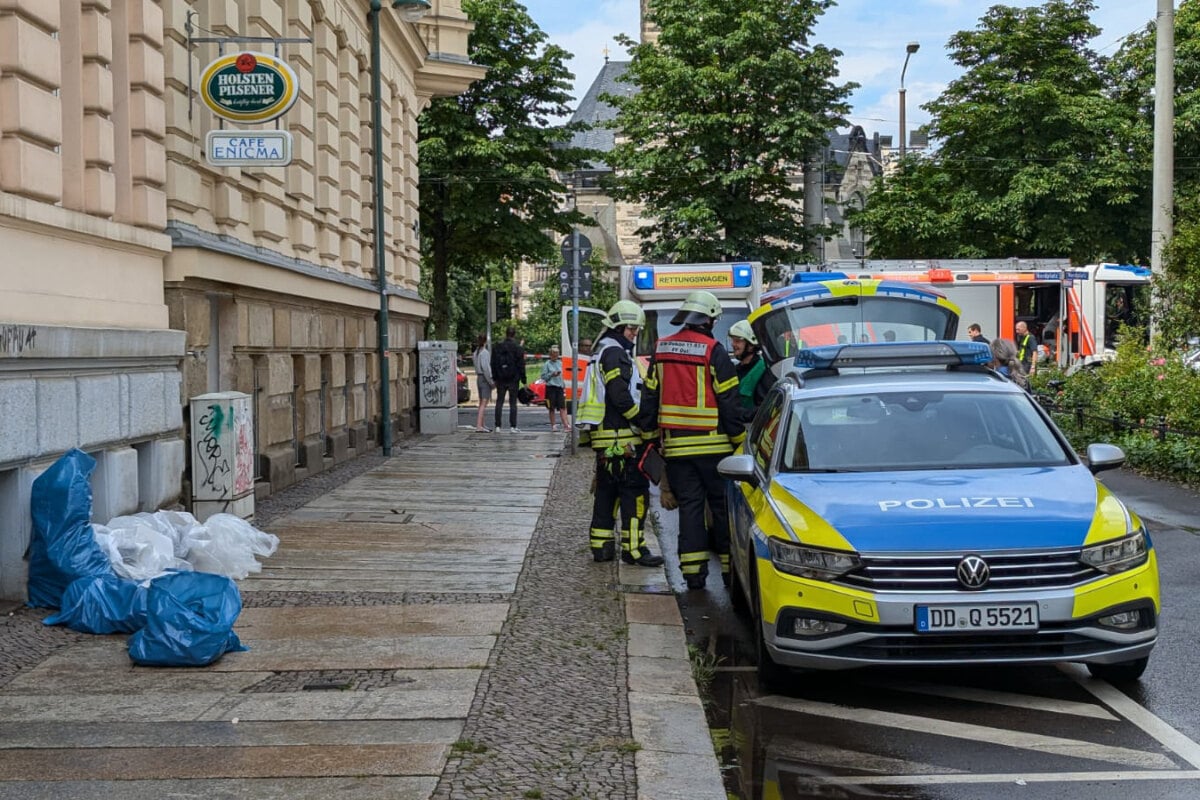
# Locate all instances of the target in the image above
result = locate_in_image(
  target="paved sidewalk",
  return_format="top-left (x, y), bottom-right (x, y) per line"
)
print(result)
top-left (0, 424), bottom-right (725, 799)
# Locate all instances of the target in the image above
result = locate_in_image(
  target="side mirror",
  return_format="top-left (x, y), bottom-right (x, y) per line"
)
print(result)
top-left (1085, 443), bottom-right (1126, 475)
top-left (718, 453), bottom-right (759, 487)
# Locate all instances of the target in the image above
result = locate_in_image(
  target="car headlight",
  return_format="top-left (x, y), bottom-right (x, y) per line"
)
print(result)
top-left (768, 538), bottom-right (861, 581)
top-left (1081, 528), bottom-right (1148, 574)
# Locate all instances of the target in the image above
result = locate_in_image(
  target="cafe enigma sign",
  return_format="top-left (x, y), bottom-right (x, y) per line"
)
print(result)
top-left (200, 52), bottom-right (299, 124)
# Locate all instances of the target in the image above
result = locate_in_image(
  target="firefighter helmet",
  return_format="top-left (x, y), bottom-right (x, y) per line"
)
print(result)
top-left (670, 290), bottom-right (722, 326)
top-left (602, 300), bottom-right (646, 330)
top-left (729, 319), bottom-right (757, 346)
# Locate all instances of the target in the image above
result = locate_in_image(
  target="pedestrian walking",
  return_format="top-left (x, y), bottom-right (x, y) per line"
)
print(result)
top-left (577, 300), bottom-right (664, 567)
top-left (472, 334), bottom-right (494, 432)
top-left (729, 319), bottom-right (776, 422)
top-left (540, 346), bottom-right (569, 432)
top-left (490, 327), bottom-right (526, 432)
top-left (967, 323), bottom-right (988, 343)
top-left (639, 290), bottom-right (745, 591)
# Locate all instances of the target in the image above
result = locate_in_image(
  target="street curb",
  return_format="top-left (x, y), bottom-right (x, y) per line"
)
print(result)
top-left (621, 534), bottom-right (727, 800)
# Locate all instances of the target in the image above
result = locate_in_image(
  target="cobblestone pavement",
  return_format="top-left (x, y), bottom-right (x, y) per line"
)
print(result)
top-left (430, 450), bottom-right (639, 800)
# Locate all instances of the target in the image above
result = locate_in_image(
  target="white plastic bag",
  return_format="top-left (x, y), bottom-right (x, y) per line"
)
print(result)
top-left (180, 514), bottom-right (279, 580)
top-left (99, 516), bottom-right (192, 581)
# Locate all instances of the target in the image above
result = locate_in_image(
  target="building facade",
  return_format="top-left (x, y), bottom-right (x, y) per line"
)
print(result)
top-left (0, 0), bottom-right (480, 601)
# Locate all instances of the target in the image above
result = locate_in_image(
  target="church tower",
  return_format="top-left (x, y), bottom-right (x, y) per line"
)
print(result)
top-left (641, 0), bottom-right (660, 44)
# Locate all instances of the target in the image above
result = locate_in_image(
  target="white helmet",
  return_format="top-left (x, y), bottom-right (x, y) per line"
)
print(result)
top-left (670, 290), bottom-right (722, 326)
top-left (729, 319), bottom-right (758, 346)
top-left (602, 300), bottom-right (646, 330)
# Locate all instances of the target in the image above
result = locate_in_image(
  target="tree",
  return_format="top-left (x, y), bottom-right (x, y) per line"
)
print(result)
top-left (604, 0), bottom-right (854, 265)
top-left (418, 0), bottom-right (593, 340)
top-left (518, 252), bottom-right (617, 355)
top-left (855, 0), bottom-right (1147, 263)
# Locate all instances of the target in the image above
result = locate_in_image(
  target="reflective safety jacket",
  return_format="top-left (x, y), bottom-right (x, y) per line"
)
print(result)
top-left (577, 333), bottom-right (648, 451)
top-left (639, 328), bottom-right (745, 459)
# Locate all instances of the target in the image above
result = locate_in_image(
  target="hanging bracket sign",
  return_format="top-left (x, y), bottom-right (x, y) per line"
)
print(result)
top-left (199, 51), bottom-right (300, 124)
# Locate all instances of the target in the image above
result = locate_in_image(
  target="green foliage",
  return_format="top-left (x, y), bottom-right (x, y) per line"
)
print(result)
top-left (1156, 195), bottom-right (1200, 347)
top-left (604, 0), bottom-right (854, 265)
top-left (518, 253), bottom-right (618, 355)
top-left (855, 0), bottom-right (1147, 263)
top-left (418, 0), bottom-right (595, 339)
top-left (1040, 331), bottom-right (1200, 484)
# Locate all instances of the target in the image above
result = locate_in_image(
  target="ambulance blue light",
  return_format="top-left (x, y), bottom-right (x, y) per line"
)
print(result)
top-left (733, 264), bottom-right (753, 288)
top-left (791, 272), bottom-right (847, 283)
top-left (633, 267), bottom-right (655, 290)
top-left (1108, 264), bottom-right (1153, 278)
top-left (795, 341), bottom-right (993, 370)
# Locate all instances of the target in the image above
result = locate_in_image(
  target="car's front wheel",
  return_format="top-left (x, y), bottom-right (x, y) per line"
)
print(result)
top-left (1087, 657), bottom-right (1149, 684)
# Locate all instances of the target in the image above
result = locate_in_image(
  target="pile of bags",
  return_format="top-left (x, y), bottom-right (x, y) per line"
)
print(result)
top-left (28, 449), bottom-right (279, 667)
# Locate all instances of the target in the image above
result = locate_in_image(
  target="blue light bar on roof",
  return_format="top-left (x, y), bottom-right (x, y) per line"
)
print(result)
top-left (792, 271), bottom-right (848, 283)
top-left (633, 267), bottom-right (654, 291)
top-left (794, 341), bottom-right (993, 371)
top-left (732, 264), bottom-right (753, 288)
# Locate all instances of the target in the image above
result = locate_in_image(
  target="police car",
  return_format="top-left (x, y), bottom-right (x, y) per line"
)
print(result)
top-left (719, 341), bottom-right (1159, 684)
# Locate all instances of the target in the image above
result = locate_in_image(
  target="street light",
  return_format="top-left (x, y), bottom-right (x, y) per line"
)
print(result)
top-left (899, 41), bottom-right (919, 160)
top-left (369, 0), bottom-right (431, 456)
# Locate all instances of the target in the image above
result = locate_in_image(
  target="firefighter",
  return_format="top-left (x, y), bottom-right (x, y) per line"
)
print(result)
top-left (639, 290), bottom-right (745, 590)
top-left (578, 300), bottom-right (664, 567)
top-left (729, 319), bottom-right (776, 422)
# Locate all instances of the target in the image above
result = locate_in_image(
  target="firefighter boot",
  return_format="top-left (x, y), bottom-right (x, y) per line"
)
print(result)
top-left (621, 548), bottom-right (665, 567)
top-left (592, 541), bottom-right (615, 563)
top-left (685, 573), bottom-right (707, 591)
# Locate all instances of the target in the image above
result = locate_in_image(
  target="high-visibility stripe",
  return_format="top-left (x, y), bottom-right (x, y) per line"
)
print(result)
top-left (590, 528), bottom-right (614, 547)
top-left (719, 554), bottom-right (730, 570)
top-left (662, 431), bottom-right (734, 458)
top-left (680, 550), bottom-right (708, 575)
top-left (625, 518), bottom-right (642, 554)
top-left (603, 366), bottom-right (622, 382)
top-left (622, 405), bottom-right (640, 420)
top-left (714, 373), bottom-right (738, 394)
top-left (588, 428), bottom-right (642, 449)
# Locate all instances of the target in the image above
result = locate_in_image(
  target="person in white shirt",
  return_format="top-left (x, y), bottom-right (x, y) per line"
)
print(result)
top-left (472, 334), bottom-right (494, 432)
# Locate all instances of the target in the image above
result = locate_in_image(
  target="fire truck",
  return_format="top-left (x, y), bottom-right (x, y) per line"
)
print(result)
top-left (805, 259), bottom-right (1151, 368)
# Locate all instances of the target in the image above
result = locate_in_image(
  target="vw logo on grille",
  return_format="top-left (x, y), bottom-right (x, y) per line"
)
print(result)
top-left (957, 555), bottom-right (990, 589)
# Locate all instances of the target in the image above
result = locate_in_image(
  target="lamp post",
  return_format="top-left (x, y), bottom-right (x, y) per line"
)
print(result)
top-left (369, 0), bottom-right (430, 457)
top-left (898, 41), bottom-right (919, 160)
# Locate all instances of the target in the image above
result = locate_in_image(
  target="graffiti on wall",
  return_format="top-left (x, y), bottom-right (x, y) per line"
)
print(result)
top-left (1, 325), bottom-right (37, 355)
top-left (233, 407), bottom-right (254, 495)
top-left (196, 404), bottom-right (231, 497)
top-left (421, 350), bottom-right (451, 407)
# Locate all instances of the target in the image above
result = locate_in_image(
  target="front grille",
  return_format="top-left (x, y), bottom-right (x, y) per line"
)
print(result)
top-left (838, 548), bottom-right (1099, 593)
top-left (835, 630), bottom-right (1104, 662)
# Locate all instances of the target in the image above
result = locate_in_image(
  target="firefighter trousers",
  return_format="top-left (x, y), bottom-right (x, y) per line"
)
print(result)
top-left (666, 455), bottom-right (731, 579)
top-left (590, 450), bottom-right (651, 558)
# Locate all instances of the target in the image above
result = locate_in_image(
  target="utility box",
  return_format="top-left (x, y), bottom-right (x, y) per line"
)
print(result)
top-left (417, 340), bottom-right (457, 434)
top-left (189, 391), bottom-right (255, 521)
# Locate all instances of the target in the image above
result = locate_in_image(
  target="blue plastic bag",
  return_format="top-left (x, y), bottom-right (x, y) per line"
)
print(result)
top-left (28, 449), bottom-right (115, 608)
top-left (43, 574), bottom-right (148, 634)
top-left (128, 571), bottom-right (247, 667)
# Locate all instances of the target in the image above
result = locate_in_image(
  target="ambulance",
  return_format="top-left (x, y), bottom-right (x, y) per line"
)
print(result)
top-left (808, 259), bottom-right (1151, 368)
top-left (554, 263), bottom-right (764, 401)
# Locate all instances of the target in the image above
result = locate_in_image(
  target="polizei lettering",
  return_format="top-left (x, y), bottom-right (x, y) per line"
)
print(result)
top-left (877, 497), bottom-right (1036, 511)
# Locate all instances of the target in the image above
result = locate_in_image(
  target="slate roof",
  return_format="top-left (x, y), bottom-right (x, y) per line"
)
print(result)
top-left (565, 60), bottom-right (635, 169)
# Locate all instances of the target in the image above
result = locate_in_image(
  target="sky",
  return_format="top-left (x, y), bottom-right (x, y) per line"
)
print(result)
top-left (519, 0), bottom-right (1168, 142)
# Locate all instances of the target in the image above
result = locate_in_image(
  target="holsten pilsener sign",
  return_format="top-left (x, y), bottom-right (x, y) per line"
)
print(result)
top-left (200, 51), bottom-right (299, 124)
top-left (205, 130), bottom-right (294, 168)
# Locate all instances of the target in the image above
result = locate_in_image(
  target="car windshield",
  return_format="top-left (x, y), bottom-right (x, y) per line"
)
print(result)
top-left (760, 297), bottom-right (957, 364)
top-left (781, 389), bottom-right (1072, 473)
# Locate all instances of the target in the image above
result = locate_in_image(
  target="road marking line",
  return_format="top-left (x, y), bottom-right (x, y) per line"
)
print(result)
top-left (1064, 665), bottom-right (1200, 769)
top-left (862, 679), bottom-right (1118, 720)
top-left (754, 695), bottom-right (1176, 769)
top-left (770, 740), bottom-right (968, 775)
top-left (807, 769), bottom-right (1200, 786)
